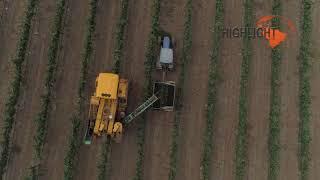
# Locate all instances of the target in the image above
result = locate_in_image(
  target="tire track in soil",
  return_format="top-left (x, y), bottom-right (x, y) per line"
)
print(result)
top-left (247, 1), bottom-right (271, 180)
top-left (108, 0), bottom-right (152, 179)
top-left (210, 0), bottom-right (242, 179)
top-left (174, 0), bottom-right (214, 180)
top-left (142, 0), bottom-right (184, 179)
top-left (279, 1), bottom-right (300, 180)
top-left (74, 0), bottom-right (120, 179)
top-left (4, 0), bottom-right (57, 179)
top-left (40, 0), bottom-right (89, 179)
top-left (0, 0), bottom-right (26, 139)
top-left (0, 0), bottom-right (25, 65)
top-left (0, 0), bottom-right (3, 20)
top-left (309, 4), bottom-right (320, 180)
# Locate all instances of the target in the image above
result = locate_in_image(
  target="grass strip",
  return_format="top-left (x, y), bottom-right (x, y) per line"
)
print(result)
top-left (167, 0), bottom-right (192, 180)
top-left (234, 0), bottom-right (254, 179)
top-left (298, 1), bottom-right (312, 180)
top-left (63, 0), bottom-right (98, 179)
top-left (133, 0), bottom-right (160, 179)
top-left (268, 1), bottom-right (282, 180)
top-left (200, 0), bottom-right (224, 180)
top-left (0, 0), bottom-right (39, 176)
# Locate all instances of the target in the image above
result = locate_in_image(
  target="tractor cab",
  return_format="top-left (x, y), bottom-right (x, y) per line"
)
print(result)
top-left (157, 36), bottom-right (174, 71)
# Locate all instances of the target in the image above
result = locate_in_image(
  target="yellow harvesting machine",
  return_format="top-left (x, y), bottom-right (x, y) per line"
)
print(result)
top-left (84, 72), bottom-right (176, 144)
top-left (84, 73), bottom-right (128, 144)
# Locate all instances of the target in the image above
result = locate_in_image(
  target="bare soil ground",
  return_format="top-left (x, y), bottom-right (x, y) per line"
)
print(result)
top-left (1, 0), bottom-right (319, 180)
top-left (4, 0), bottom-right (57, 179)
top-left (40, 0), bottom-right (90, 179)
top-left (142, 0), bottom-right (184, 179)
top-left (210, 0), bottom-right (242, 179)
top-left (74, 0), bottom-right (120, 179)
top-left (309, 4), bottom-right (320, 180)
top-left (108, 0), bottom-right (152, 179)
top-left (279, 1), bottom-right (301, 180)
top-left (173, 0), bottom-right (215, 180)
top-left (0, 0), bottom-right (26, 139)
top-left (246, 1), bottom-right (272, 180)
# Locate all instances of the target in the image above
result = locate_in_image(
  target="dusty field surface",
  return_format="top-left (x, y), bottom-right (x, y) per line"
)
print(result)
top-left (279, 1), bottom-right (300, 180)
top-left (0, 0), bottom-right (26, 137)
top-left (2, 0), bottom-right (320, 180)
top-left (40, 0), bottom-right (90, 179)
top-left (74, 0), bottom-right (120, 180)
top-left (108, 0), bottom-right (151, 179)
top-left (4, 0), bottom-right (57, 179)
top-left (210, 0), bottom-right (242, 179)
top-left (310, 4), bottom-right (320, 180)
top-left (174, 0), bottom-right (215, 180)
top-left (246, 1), bottom-right (272, 180)
top-left (142, 0), bottom-right (184, 179)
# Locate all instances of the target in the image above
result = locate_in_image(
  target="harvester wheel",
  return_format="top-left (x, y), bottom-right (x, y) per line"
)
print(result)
top-left (120, 112), bottom-right (126, 119)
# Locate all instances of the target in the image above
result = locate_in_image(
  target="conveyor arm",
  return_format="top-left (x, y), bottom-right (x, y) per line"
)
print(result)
top-left (123, 94), bottom-right (158, 124)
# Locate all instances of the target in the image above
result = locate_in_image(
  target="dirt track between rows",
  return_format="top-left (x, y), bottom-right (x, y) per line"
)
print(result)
top-left (174, 0), bottom-right (216, 179)
top-left (142, 0), bottom-right (184, 179)
top-left (210, 0), bottom-right (242, 179)
top-left (247, 1), bottom-right (272, 180)
top-left (279, 1), bottom-right (301, 180)
top-left (0, 0), bottom-right (26, 141)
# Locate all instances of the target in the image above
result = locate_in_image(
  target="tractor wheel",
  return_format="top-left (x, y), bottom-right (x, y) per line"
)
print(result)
top-left (171, 37), bottom-right (176, 47)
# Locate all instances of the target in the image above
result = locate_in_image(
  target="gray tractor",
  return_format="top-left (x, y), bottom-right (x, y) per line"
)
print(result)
top-left (157, 35), bottom-right (174, 71)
